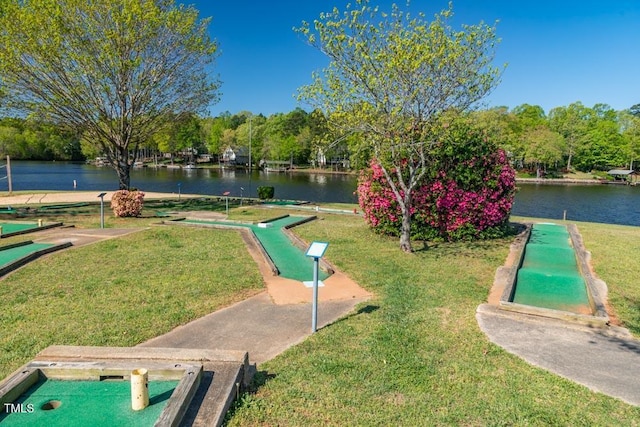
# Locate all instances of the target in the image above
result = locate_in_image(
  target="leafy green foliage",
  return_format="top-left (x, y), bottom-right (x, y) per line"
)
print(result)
top-left (257, 186), bottom-right (275, 200)
top-left (296, 0), bottom-right (503, 251)
top-left (477, 102), bottom-right (640, 174)
top-left (0, 117), bottom-right (82, 160)
top-left (0, 0), bottom-right (219, 188)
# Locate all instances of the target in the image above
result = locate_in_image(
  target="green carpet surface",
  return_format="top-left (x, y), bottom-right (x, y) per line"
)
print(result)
top-left (183, 216), bottom-right (329, 282)
top-left (0, 378), bottom-right (177, 426)
top-left (0, 242), bottom-right (54, 266)
top-left (513, 223), bottom-right (591, 313)
top-left (0, 222), bottom-right (38, 235)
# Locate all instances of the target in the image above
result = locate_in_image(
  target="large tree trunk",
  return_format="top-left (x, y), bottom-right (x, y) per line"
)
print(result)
top-left (111, 140), bottom-right (136, 190)
top-left (115, 160), bottom-right (131, 190)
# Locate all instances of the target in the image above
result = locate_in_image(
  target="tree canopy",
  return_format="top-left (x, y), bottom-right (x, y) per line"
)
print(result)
top-left (296, 0), bottom-right (503, 252)
top-left (0, 0), bottom-right (219, 189)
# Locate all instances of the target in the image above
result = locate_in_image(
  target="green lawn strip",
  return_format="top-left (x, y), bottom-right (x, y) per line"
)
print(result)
top-left (574, 221), bottom-right (640, 336)
top-left (0, 226), bottom-right (263, 379)
top-left (226, 214), bottom-right (640, 425)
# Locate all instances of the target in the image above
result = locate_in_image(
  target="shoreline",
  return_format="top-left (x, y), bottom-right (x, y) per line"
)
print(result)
top-left (516, 177), bottom-right (639, 186)
top-left (0, 191), bottom-right (199, 205)
top-left (516, 177), bottom-right (604, 185)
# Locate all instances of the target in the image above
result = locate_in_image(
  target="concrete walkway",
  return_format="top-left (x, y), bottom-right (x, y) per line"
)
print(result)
top-left (140, 292), bottom-right (371, 364)
top-left (478, 223), bottom-right (640, 408)
top-left (144, 211), bottom-right (373, 362)
top-left (477, 304), bottom-right (640, 406)
top-left (0, 194), bottom-right (375, 425)
top-left (1, 192), bottom-right (374, 365)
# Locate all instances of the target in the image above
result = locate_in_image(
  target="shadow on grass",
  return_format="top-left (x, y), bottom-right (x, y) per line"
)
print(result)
top-left (321, 304), bottom-right (381, 331)
top-left (244, 369), bottom-right (277, 394)
top-left (413, 222), bottom-right (527, 257)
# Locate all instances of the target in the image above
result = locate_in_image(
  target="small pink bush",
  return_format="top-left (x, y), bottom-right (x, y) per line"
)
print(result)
top-left (111, 190), bottom-right (145, 217)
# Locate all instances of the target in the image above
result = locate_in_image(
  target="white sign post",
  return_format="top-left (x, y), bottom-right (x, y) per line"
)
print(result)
top-left (305, 241), bottom-right (329, 333)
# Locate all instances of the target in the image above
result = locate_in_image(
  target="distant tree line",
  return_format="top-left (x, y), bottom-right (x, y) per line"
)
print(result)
top-left (471, 102), bottom-right (640, 175)
top-left (0, 117), bottom-right (83, 160)
top-left (1, 102), bottom-right (640, 174)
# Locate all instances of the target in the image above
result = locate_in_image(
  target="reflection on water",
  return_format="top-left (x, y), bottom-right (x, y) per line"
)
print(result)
top-left (7, 161), bottom-right (359, 203)
top-left (220, 168), bottom-right (237, 180)
top-left (309, 174), bottom-right (328, 185)
top-left (4, 161), bottom-right (640, 226)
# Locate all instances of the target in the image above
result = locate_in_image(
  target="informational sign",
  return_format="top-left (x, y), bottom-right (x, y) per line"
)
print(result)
top-left (305, 241), bottom-right (329, 259)
top-left (305, 241), bottom-right (329, 333)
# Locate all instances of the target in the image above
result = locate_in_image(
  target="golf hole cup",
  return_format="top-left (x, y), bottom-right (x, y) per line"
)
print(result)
top-left (131, 368), bottom-right (150, 410)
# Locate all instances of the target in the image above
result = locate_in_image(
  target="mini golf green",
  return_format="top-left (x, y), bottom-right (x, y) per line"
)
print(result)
top-left (183, 216), bottom-right (329, 282)
top-left (0, 243), bottom-right (55, 266)
top-left (0, 378), bottom-right (177, 426)
top-left (0, 222), bottom-right (39, 235)
top-left (512, 223), bottom-right (591, 314)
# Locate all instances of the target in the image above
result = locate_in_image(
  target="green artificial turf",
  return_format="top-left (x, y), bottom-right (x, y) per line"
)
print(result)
top-left (0, 378), bottom-right (177, 426)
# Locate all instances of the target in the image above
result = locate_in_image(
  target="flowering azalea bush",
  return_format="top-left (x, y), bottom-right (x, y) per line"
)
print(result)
top-left (111, 190), bottom-right (145, 217)
top-left (357, 127), bottom-right (516, 241)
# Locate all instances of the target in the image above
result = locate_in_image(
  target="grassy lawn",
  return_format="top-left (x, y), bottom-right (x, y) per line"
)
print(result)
top-left (0, 224), bottom-right (264, 379)
top-left (0, 201), bottom-right (639, 424)
top-left (226, 212), bottom-right (640, 425)
top-left (574, 221), bottom-right (640, 335)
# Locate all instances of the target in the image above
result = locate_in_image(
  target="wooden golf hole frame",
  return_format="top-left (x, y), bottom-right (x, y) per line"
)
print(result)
top-left (0, 357), bottom-right (202, 425)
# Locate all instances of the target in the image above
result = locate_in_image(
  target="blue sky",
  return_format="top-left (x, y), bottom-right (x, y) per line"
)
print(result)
top-left (193, 1), bottom-right (640, 117)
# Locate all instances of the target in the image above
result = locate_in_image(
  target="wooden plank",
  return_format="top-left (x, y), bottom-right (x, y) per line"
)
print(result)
top-left (155, 366), bottom-right (202, 427)
top-left (30, 361), bottom-right (200, 381)
top-left (0, 368), bottom-right (40, 409)
top-left (36, 345), bottom-right (248, 364)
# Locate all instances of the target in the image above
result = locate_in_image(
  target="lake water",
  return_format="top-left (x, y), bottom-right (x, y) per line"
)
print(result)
top-left (4, 160), bottom-right (359, 202)
top-left (511, 183), bottom-right (640, 226)
top-left (3, 161), bottom-right (640, 227)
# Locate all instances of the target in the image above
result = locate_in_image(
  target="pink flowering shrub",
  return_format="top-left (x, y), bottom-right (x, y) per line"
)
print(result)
top-left (357, 125), bottom-right (516, 241)
top-left (111, 190), bottom-right (145, 217)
